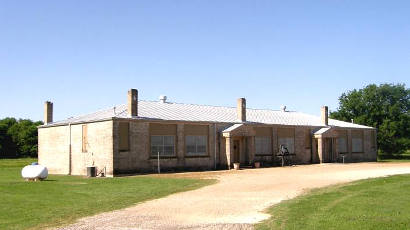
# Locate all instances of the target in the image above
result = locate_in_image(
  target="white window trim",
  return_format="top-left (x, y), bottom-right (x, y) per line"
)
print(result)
top-left (150, 135), bottom-right (176, 157)
top-left (185, 135), bottom-right (208, 156)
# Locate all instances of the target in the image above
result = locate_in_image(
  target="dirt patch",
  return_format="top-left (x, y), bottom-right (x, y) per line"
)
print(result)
top-left (59, 162), bottom-right (410, 230)
top-left (144, 169), bottom-right (239, 180)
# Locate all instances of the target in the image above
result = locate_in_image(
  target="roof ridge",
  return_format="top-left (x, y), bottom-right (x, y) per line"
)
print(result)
top-left (138, 100), bottom-right (289, 113)
top-left (139, 100), bottom-right (238, 109)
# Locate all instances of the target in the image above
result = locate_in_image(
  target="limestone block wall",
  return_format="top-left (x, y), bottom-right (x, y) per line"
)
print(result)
top-left (69, 124), bottom-right (84, 175)
top-left (366, 129), bottom-right (377, 161)
top-left (219, 124), bottom-right (316, 168)
top-left (317, 127), bottom-right (377, 163)
top-left (70, 121), bottom-right (114, 176)
top-left (311, 137), bottom-right (320, 163)
top-left (38, 120), bottom-right (114, 177)
top-left (365, 130), bottom-right (373, 160)
top-left (113, 121), bottom-right (150, 173)
top-left (38, 125), bottom-right (70, 174)
top-left (348, 129), bottom-right (377, 162)
top-left (41, 118), bottom-right (378, 177)
top-left (181, 124), bottom-right (218, 170)
top-left (176, 124), bottom-right (185, 168)
top-left (217, 124), bottom-right (233, 169)
top-left (294, 127), bottom-right (311, 164)
top-left (253, 125), bottom-right (313, 166)
top-left (113, 121), bottom-right (222, 174)
top-left (266, 126), bottom-right (279, 165)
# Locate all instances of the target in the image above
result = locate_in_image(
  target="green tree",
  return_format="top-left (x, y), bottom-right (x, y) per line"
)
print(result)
top-left (0, 118), bottom-right (42, 158)
top-left (330, 83), bottom-right (410, 155)
top-left (0, 118), bottom-right (18, 158)
top-left (7, 119), bottom-right (43, 157)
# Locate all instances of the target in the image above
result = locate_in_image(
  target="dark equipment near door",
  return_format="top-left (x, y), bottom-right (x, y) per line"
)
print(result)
top-left (276, 145), bottom-right (296, 167)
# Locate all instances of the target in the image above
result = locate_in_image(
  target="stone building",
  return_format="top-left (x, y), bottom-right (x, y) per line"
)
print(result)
top-left (38, 89), bottom-right (377, 177)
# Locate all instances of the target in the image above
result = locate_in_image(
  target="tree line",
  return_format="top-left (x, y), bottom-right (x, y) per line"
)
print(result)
top-left (0, 118), bottom-right (42, 158)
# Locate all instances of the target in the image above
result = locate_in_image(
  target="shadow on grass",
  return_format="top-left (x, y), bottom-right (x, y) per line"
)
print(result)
top-left (378, 153), bottom-right (410, 162)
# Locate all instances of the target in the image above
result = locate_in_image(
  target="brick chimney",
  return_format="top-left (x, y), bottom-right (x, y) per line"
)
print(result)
top-left (321, 106), bottom-right (328, 126)
top-left (237, 98), bottom-right (246, 122)
top-left (44, 101), bottom-right (53, 124)
top-left (128, 89), bottom-right (138, 117)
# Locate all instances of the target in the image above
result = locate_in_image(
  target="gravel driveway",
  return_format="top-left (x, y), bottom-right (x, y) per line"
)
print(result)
top-left (59, 162), bottom-right (410, 230)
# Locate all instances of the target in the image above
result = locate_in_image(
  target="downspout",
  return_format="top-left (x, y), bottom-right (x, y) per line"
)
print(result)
top-left (214, 124), bottom-right (217, 170)
top-left (68, 123), bottom-right (72, 175)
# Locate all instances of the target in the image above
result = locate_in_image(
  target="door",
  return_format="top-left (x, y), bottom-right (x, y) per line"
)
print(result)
top-left (233, 140), bottom-right (240, 163)
top-left (324, 138), bottom-right (336, 162)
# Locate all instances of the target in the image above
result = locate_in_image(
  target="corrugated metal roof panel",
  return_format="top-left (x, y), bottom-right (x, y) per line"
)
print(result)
top-left (44, 100), bottom-right (373, 129)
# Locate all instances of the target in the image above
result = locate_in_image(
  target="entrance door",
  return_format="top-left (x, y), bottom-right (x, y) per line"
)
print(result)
top-left (233, 140), bottom-right (240, 163)
top-left (324, 138), bottom-right (336, 162)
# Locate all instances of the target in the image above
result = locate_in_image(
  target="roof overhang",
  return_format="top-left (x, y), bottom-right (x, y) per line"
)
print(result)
top-left (38, 118), bottom-right (115, 128)
top-left (314, 127), bottom-right (338, 138)
top-left (222, 124), bottom-right (256, 137)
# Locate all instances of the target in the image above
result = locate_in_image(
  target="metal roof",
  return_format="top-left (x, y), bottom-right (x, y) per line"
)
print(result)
top-left (42, 100), bottom-right (373, 129)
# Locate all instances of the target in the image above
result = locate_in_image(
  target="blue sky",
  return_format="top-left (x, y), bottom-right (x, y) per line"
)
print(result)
top-left (1, 0), bottom-right (409, 122)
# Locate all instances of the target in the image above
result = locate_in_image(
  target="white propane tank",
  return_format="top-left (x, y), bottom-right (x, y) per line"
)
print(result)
top-left (21, 163), bottom-right (48, 180)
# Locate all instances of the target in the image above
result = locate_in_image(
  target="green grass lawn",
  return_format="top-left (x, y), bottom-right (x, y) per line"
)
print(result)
top-left (0, 158), bottom-right (214, 230)
top-left (256, 174), bottom-right (410, 230)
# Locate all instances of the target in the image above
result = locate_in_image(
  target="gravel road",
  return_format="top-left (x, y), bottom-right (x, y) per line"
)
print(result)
top-left (59, 162), bottom-right (410, 230)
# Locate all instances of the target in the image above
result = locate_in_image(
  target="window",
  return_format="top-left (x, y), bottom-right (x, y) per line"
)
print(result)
top-left (352, 130), bottom-right (364, 153)
top-left (278, 128), bottom-right (295, 153)
top-left (185, 135), bottom-right (207, 156)
top-left (149, 123), bottom-right (177, 156)
top-left (151, 135), bottom-right (175, 156)
top-left (255, 136), bottom-right (272, 155)
top-left (278, 137), bottom-right (295, 153)
top-left (337, 136), bottom-right (348, 153)
top-left (82, 125), bottom-right (88, 153)
top-left (119, 122), bottom-right (129, 151)
top-left (337, 130), bottom-right (348, 153)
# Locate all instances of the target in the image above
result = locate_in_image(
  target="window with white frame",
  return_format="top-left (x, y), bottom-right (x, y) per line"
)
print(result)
top-left (185, 135), bottom-right (207, 156)
top-left (255, 136), bottom-right (272, 155)
top-left (151, 135), bottom-right (175, 156)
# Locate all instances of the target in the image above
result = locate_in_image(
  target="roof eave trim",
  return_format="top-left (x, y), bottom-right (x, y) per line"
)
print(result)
top-left (38, 118), bottom-right (115, 128)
